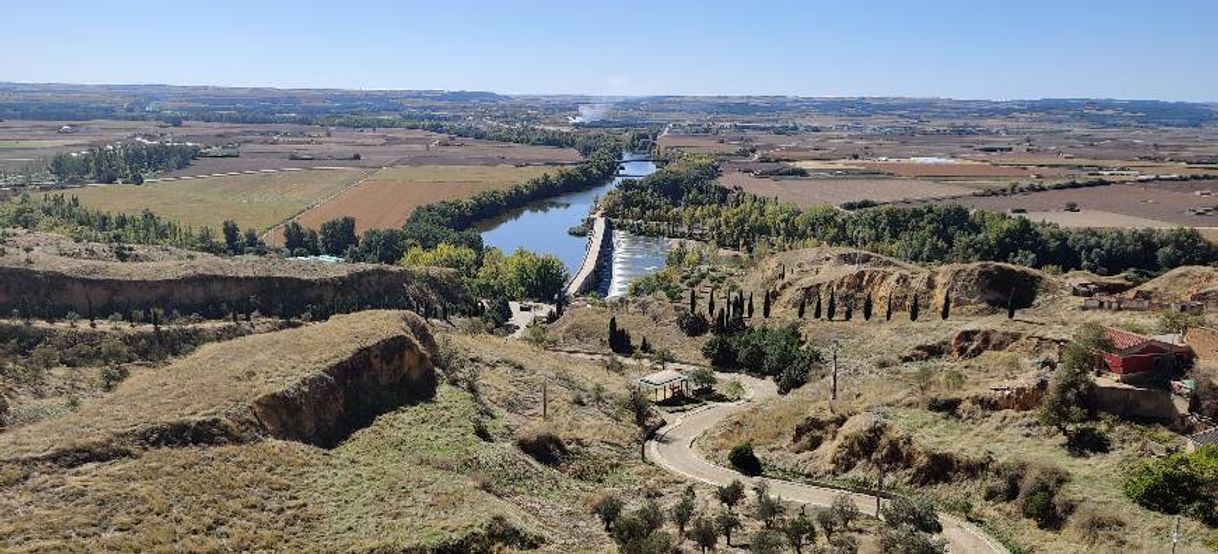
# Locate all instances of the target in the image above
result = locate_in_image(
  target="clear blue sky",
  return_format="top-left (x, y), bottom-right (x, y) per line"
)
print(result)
top-left (3, 0), bottom-right (1216, 101)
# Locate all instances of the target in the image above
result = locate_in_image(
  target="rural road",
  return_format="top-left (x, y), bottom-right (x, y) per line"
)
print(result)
top-left (645, 371), bottom-right (1008, 554)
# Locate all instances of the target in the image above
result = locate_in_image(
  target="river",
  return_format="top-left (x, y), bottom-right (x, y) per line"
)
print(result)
top-left (478, 153), bottom-right (667, 297)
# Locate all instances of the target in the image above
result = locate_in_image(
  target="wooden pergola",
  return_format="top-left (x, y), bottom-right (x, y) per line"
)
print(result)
top-left (637, 369), bottom-right (689, 401)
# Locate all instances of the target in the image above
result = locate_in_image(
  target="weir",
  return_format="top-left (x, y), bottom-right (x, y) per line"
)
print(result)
top-left (564, 216), bottom-right (612, 297)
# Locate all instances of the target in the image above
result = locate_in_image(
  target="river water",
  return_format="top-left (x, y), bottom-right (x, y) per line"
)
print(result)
top-left (478, 153), bottom-right (667, 297)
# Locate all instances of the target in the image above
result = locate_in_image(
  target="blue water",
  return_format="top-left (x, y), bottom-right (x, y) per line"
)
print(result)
top-left (478, 153), bottom-right (665, 296)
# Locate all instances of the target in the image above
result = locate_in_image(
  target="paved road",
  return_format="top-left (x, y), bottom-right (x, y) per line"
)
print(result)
top-left (646, 371), bottom-right (1007, 554)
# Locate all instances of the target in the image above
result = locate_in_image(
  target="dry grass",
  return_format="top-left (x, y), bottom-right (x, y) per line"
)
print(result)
top-left (0, 311), bottom-right (429, 461)
top-left (548, 297), bottom-right (710, 364)
top-left (0, 230), bottom-right (435, 280)
top-left (0, 322), bottom-right (676, 552)
top-left (295, 164), bottom-right (556, 235)
top-left (70, 168), bottom-right (372, 231)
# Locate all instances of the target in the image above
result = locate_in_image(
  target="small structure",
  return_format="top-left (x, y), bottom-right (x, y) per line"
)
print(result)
top-left (1082, 294), bottom-right (1150, 311)
top-left (637, 369), bottom-right (689, 401)
top-left (1189, 427), bottom-right (1218, 451)
top-left (1068, 278), bottom-right (1099, 297)
top-left (1170, 300), bottom-right (1205, 315)
top-left (1100, 327), bottom-right (1192, 382)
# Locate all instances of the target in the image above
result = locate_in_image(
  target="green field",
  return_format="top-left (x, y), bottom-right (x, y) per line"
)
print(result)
top-left (69, 168), bottom-right (371, 231)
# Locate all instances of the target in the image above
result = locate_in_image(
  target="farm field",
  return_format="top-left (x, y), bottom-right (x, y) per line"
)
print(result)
top-left (70, 167), bottom-right (371, 231)
top-left (920, 183), bottom-right (1218, 228)
top-left (719, 171), bottom-right (972, 206)
top-left (1023, 209), bottom-right (1176, 229)
top-left (0, 119), bottom-right (583, 177)
top-left (293, 164), bottom-right (556, 236)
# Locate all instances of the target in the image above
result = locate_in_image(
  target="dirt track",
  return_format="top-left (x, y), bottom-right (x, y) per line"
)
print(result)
top-left (646, 370), bottom-right (1008, 553)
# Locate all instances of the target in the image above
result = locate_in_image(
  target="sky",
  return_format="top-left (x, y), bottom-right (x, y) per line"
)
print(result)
top-left (3, 0), bottom-right (1217, 102)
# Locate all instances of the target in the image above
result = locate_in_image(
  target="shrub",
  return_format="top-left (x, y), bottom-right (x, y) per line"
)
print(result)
top-left (1070, 503), bottom-right (1126, 546)
top-left (99, 364), bottom-right (130, 392)
top-left (881, 496), bottom-right (941, 534)
top-left (515, 430), bottom-right (568, 465)
top-left (1123, 445), bottom-right (1218, 524)
top-left (1065, 425), bottom-right (1111, 456)
top-left (749, 529), bottom-right (786, 554)
top-left (728, 443), bottom-right (762, 476)
top-left (829, 493), bottom-right (860, 530)
top-left (591, 493), bottom-right (624, 531)
top-left (879, 524), bottom-right (947, 554)
top-left (677, 311), bottom-right (709, 337)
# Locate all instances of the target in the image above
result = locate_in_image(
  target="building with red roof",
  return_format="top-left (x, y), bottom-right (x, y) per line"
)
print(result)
top-left (1100, 326), bottom-right (1192, 381)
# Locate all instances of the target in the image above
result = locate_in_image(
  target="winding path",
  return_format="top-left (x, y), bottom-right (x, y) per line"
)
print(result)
top-left (645, 371), bottom-right (1007, 553)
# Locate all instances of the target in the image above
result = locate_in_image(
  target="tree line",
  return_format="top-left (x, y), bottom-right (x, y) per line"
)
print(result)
top-left (49, 142), bottom-right (199, 184)
top-left (601, 156), bottom-right (1218, 276)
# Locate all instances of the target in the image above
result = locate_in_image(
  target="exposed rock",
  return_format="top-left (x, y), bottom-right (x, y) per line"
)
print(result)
top-left (0, 310), bottom-right (439, 466)
top-left (0, 231), bottom-right (473, 319)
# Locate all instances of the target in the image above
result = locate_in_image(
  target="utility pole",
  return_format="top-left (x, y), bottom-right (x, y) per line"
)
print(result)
top-left (542, 377), bottom-right (548, 420)
top-left (1172, 515), bottom-right (1180, 554)
top-left (830, 340), bottom-right (839, 412)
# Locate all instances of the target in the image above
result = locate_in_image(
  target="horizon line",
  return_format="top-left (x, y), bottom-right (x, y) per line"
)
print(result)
top-left (2, 80), bottom-right (1215, 106)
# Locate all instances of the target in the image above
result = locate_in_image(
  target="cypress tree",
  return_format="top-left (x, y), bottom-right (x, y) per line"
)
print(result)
top-left (844, 296), bottom-right (853, 321)
top-left (814, 291), bottom-right (822, 319)
top-left (863, 294), bottom-right (873, 321)
top-left (762, 291), bottom-right (771, 318)
top-left (709, 290), bottom-right (716, 318)
top-left (609, 316), bottom-right (618, 345)
top-left (747, 292), bottom-right (754, 318)
top-left (717, 308), bottom-right (726, 333)
top-left (885, 294), bottom-right (893, 321)
top-left (690, 288), bottom-right (696, 313)
top-left (1007, 289), bottom-right (1017, 320)
top-left (798, 291), bottom-right (807, 319)
top-left (910, 294), bottom-right (920, 321)
top-left (941, 290), bottom-right (951, 320)
top-left (827, 290), bottom-right (837, 321)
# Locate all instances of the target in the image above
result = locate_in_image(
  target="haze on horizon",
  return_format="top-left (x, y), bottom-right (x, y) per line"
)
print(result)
top-left (2, 0), bottom-right (1217, 102)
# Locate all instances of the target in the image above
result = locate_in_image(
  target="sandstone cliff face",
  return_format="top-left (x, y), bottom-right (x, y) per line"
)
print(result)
top-left (0, 264), bottom-right (471, 320)
top-left (0, 231), bottom-right (473, 319)
top-left (0, 310), bottom-right (439, 465)
top-left (746, 247), bottom-right (1056, 315)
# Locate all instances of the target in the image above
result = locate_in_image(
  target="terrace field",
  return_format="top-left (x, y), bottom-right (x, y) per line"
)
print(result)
top-left (69, 167), bottom-right (372, 231)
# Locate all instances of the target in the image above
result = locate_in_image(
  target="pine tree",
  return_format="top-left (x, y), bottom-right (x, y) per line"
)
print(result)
top-left (910, 294), bottom-right (920, 321)
top-left (797, 291), bottom-right (806, 319)
top-left (814, 291), bottom-right (822, 319)
top-left (941, 290), bottom-right (951, 320)
top-left (863, 294), bottom-right (873, 321)
top-left (747, 292), bottom-right (754, 318)
top-left (827, 290), bottom-right (837, 321)
top-left (885, 294), bottom-right (893, 321)
top-left (762, 291), bottom-right (771, 318)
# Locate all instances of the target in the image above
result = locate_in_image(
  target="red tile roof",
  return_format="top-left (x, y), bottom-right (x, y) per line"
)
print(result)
top-left (1103, 326), bottom-right (1151, 351)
